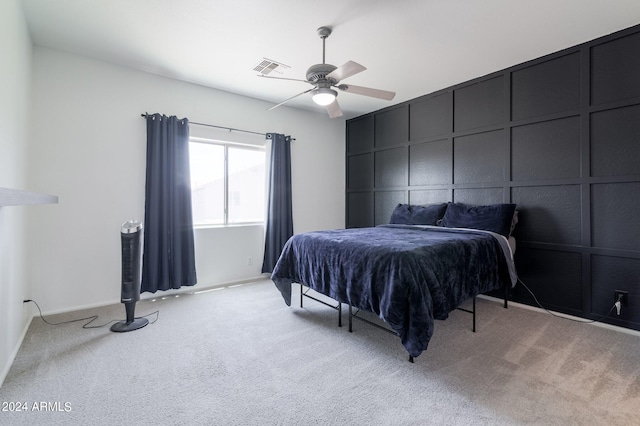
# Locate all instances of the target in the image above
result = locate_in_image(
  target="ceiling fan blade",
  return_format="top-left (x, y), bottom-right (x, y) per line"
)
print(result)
top-left (337, 84), bottom-right (396, 101)
top-left (326, 61), bottom-right (366, 82)
top-left (267, 88), bottom-right (314, 111)
top-left (257, 74), bottom-right (310, 84)
top-left (326, 99), bottom-right (343, 118)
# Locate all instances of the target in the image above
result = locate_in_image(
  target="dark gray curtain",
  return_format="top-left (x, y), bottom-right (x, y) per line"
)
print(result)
top-left (141, 113), bottom-right (197, 293)
top-left (262, 133), bottom-right (293, 273)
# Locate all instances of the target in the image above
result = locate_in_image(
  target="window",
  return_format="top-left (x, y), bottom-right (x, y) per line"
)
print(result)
top-left (189, 138), bottom-right (266, 226)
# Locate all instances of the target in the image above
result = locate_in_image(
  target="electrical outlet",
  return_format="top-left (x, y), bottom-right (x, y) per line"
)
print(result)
top-left (614, 290), bottom-right (628, 307)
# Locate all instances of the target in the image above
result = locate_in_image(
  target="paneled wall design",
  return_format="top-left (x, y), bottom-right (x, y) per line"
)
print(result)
top-left (346, 25), bottom-right (640, 331)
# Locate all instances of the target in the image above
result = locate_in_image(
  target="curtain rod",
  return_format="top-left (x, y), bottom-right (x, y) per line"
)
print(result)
top-left (140, 113), bottom-right (295, 140)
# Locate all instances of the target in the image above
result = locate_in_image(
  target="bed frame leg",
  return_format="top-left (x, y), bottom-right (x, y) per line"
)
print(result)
top-left (472, 296), bottom-right (476, 333)
top-left (348, 304), bottom-right (353, 332)
top-left (298, 284), bottom-right (343, 328)
top-left (409, 355), bottom-right (414, 363)
top-left (504, 284), bottom-right (509, 309)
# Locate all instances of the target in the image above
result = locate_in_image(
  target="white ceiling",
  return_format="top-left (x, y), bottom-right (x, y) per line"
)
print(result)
top-left (21, 0), bottom-right (640, 119)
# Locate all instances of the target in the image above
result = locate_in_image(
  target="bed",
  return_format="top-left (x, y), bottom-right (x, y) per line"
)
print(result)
top-left (270, 202), bottom-right (518, 359)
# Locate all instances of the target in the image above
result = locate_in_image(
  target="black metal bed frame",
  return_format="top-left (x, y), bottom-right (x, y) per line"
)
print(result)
top-left (348, 299), bottom-right (477, 363)
top-left (300, 285), bottom-right (342, 327)
top-left (299, 283), bottom-right (509, 362)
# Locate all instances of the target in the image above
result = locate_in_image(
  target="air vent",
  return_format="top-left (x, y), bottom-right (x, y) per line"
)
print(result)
top-left (253, 58), bottom-right (290, 75)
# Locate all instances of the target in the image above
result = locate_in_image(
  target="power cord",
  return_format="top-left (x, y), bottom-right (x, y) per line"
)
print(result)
top-left (516, 277), bottom-right (618, 324)
top-left (23, 299), bottom-right (159, 329)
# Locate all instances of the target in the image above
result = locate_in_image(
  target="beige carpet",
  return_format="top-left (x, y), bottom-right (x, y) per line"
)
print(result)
top-left (1, 279), bottom-right (639, 425)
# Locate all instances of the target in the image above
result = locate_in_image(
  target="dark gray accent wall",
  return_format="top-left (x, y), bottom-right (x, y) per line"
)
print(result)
top-left (345, 24), bottom-right (640, 331)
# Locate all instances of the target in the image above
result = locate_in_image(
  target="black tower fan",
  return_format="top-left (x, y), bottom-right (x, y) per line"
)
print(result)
top-left (111, 220), bottom-right (148, 332)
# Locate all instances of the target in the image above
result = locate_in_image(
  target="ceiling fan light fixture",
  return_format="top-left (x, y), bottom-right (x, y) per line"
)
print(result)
top-left (312, 88), bottom-right (337, 106)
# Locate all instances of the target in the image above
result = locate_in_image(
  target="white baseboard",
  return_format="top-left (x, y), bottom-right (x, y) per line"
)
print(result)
top-left (139, 275), bottom-right (270, 299)
top-left (34, 275), bottom-right (271, 316)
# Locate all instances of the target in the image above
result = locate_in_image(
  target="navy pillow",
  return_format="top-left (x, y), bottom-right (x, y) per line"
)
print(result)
top-left (389, 203), bottom-right (448, 225)
top-left (440, 202), bottom-right (517, 237)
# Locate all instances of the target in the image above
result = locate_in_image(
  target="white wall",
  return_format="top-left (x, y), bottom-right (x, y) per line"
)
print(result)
top-left (26, 47), bottom-right (345, 315)
top-left (0, 0), bottom-right (34, 386)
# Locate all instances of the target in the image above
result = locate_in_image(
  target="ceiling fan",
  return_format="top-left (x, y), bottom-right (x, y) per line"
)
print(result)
top-left (259, 26), bottom-right (396, 118)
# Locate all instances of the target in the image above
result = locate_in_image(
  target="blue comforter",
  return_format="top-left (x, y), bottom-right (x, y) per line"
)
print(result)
top-left (271, 224), bottom-right (514, 358)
